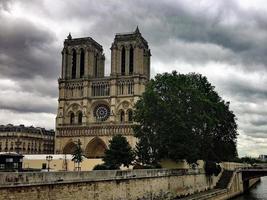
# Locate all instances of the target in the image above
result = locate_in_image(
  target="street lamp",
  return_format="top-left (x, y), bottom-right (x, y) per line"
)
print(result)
top-left (46, 155), bottom-right (53, 172)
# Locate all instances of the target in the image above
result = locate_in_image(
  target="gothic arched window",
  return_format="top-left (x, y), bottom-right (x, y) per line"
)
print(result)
top-left (120, 110), bottom-right (125, 123)
top-left (64, 49), bottom-right (68, 78)
top-left (94, 53), bottom-right (98, 77)
top-left (70, 112), bottom-right (75, 124)
top-left (72, 49), bottom-right (77, 79)
top-left (121, 46), bottom-right (125, 75)
top-left (78, 111), bottom-right (83, 124)
top-left (129, 46), bottom-right (134, 74)
top-left (128, 110), bottom-right (133, 122)
top-left (80, 49), bottom-right (85, 78)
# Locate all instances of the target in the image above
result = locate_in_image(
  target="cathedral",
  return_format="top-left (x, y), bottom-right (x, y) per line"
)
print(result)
top-left (55, 27), bottom-right (151, 158)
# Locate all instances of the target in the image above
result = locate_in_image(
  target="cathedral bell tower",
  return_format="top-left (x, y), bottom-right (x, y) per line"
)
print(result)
top-left (61, 33), bottom-right (105, 79)
top-left (110, 27), bottom-right (151, 79)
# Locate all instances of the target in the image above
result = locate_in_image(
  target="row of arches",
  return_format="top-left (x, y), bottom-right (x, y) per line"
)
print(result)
top-left (69, 111), bottom-right (83, 125)
top-left (70, 48), bottom-right (99, 79)
top-left (121, 46), bottom-right (134, 75)
top-left (71, 49), bottom-right (85, 79)
top-left (119, 109), bottom-right (133, 123)
top-left (62, 137), bottom-right (107, 158)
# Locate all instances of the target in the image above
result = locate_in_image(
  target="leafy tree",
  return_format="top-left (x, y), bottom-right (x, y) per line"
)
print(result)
top-left (103, 134), bottom-right (134, 169)
top-left (239, 156), bottom-right (264, 164)
top-left (72, 139), bottom-right (83, 171)
top-left (205, 161), bottom-right (221, 176)
top-left (134, 71), bottom-right (238, 165)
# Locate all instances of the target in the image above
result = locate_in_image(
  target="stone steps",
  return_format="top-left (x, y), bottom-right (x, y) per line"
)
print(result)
top-left (175, 188), bottom-right (227, 200)
top-left (215, 170), bottom-right (233, 189)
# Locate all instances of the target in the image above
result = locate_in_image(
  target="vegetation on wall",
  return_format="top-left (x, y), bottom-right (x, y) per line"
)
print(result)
top-left (133, 71), bottom-right (238, 166)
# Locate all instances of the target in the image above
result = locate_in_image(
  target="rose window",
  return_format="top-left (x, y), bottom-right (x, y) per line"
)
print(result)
top-left (94, 104), bottom-right (110, 121)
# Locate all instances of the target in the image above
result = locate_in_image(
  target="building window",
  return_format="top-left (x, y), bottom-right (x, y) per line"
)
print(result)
top-left (72, 49), bottom-right (77, 79)
top-left (0, 164), bottom-right (5, 169)
top-left (120, 110), bottom-right (125, 123)
top-left (118, 80), bottom-right (133, 95)
top-left (80, 49), bottom-right (85, 78)
top-left (94, 104), bottom-right (110, 121)
top-left (121, 46), bottom-right (125, 75)
top-left (78, 111), bottom-right (83, 124)
top-left (128, 110), bottom-right (133, 122)
top-left (70, 112), bottom-right (75, 124)
top-left (13, 163), bottom-right (18, 169)
top-left (129, 46), bottom-right (134, 74)
top-left (92, 82), bottom-right (110, 96)
top-left (94, 53), bottom-right (98, 77)
top-left (6, 158), bottom-right (13, 163)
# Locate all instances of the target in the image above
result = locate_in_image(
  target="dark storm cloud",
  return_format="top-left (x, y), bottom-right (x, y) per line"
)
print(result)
top-left (219, 79), bottom-right (267, 102)
top-left (1, 0), bottom-right (267, 155)
top-left (250, 118), bottom-right (267, 127)
top-left (0, 0), bottom-right (11, 11)
top-left (0, 15), bottom-right (59, 80)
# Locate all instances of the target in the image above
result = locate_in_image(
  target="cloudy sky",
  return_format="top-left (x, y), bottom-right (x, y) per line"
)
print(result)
top-left (1, 0), bottom-right (267, 157)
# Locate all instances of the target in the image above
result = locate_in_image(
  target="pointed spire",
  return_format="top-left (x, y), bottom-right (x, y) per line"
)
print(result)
top-left (135, 26), bottom-right (140, 34)
top-left (67, 32), bottom-right (72, 40)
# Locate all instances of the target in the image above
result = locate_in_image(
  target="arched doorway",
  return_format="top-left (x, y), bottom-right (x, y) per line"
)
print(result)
top-left (85, 137), bottom-right (107, 158)
top-left (63, 142), bottom-right (76, 154)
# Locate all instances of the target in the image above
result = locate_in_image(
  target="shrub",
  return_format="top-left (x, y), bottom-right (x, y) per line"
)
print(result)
top-left (205, 161), bottom-right (221, 176)
top-left (93, 164), bottom-right (109, 170)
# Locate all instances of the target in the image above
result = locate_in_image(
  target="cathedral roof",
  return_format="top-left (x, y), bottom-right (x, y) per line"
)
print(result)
top-left (64, 36), bottom-right (103, 50)
top-left (114, 27), bottom-right (148, 47)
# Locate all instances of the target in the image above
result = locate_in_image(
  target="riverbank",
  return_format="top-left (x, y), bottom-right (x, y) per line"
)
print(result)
top-left (233, 177), bottom-right (267, 199)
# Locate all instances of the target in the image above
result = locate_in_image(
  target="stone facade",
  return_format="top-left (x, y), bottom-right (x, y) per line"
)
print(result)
top-left (0, 124), bottom-right (54, 154)
top-left (56, 27), bottom-right (151, 157)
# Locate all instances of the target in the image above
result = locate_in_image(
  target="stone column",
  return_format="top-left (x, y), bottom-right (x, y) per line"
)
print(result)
top-left (88, 50), bottom-right (95, 77)
top-left (61, 50), bottom-right (65, 78)
top-left (84, 49), bottom-right (89, 78)
top-left (111, 46), bottom-right (116, 76)
top-left (125, 46), bottom-right (130, 75)
top-left (117, 47), bottom-right (122, 75)
top-left (133, 47), bottom-right (139, 74)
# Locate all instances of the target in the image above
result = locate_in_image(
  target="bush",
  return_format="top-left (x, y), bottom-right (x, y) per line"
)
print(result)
top-left (133, 163), bottom-right (162, 169)
top-left (205, 161), bottom-right (221, 176)
top-left (93, 164), bottom-right (109, 170)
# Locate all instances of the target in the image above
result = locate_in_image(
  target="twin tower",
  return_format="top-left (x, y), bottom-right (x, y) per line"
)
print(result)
top-left (55, 27), bottom-right (151, 158)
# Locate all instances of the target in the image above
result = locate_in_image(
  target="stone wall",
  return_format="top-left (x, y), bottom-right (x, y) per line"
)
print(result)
top-left (0, 169), bottom-right (220, 200)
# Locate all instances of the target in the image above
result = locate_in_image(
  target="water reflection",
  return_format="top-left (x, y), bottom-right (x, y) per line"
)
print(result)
top-left (233, 177), bottom-right (267, 200)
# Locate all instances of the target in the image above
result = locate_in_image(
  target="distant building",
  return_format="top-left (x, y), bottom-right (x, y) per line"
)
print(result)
top-left (0, 124), bottom-right (55, 154)
top-left (258, 155), bottom-right (267, 162)
top-left (0, 152), bottom-right (23, 172)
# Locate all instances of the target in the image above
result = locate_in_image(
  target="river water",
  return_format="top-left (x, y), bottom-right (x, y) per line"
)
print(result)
top-left (233, 177), bottom-right (267, 200)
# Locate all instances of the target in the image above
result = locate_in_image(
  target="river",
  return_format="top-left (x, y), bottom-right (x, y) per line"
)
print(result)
top-left (233, 177), bottom-right (267, 200)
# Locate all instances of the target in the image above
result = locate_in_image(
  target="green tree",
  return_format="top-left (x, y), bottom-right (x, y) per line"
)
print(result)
top-left (134, 71), bottom-right (238, 165)
top-left (103, 134), bottom-right (134, 169)
top-left (72, 139), bottom-right (83, 171)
